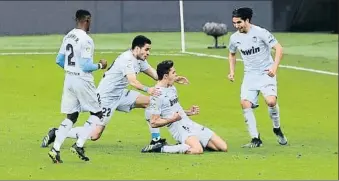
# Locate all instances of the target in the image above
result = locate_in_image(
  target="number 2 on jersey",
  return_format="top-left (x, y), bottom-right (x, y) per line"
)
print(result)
top-left (66, 44), bottom-right (75, 66)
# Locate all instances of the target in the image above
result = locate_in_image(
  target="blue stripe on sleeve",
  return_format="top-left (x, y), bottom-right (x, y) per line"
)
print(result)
top-left (79, 58), bottom-right (99, 72)
top-left (56, 53), bottom-right (65, 68)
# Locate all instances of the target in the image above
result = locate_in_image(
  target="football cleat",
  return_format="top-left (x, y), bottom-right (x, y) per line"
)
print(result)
top-left (149, 138), bottom-right (167, 145)
top-left (41, 128), bottom-right (58, 148)
top-left (242, 137), bottom-right (263, 148)
top-left (273, 127), bottom-right (288, 145)
top-left (141, 142), bottom-right (164, 153)
top-left (70, 143), bottom-right (90, 161)
top-left (48, 147), bottom-right (63, 164)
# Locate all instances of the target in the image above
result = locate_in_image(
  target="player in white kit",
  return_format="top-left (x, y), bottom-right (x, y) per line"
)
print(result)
top-left (141, 60), bottom-right (227, 154)
top-left (227, 7), bottom-right (287, 148)
top-left (45, 10), bottom-right (107, 163)
top-left (41, 35), bottom-right (189, 150)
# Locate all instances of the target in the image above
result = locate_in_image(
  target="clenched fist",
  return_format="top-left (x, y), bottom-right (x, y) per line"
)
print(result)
top-left (99, 59), bottom-right (107, 69)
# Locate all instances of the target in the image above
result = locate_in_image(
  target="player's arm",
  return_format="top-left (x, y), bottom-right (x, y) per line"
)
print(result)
top-left (140, 60), bottom-right (158, 80)
top-left (261, 29), bottom-right (283, 76)
top-left (148, 96), bottom-right (181, 128)
top-left (142, 64), bottom-right (189, 84)
top-left (125, 61), bottom-right (156, 95)
top-left (79, 41), bottom-right (107, 72)
top-left (56, 53), bottom-right (65, 68)
top-left (127, 73), bottom-right (151, 92)
top-left (143, 67), bottom-right (158, 80)
top-left (56, 38), bottom-right (66, 68)
top-left (184, 105), bottom-right (200, 116)
top-left (228, 52), bottom-right (237, 75)
top-left (79, 58), bottom-right (106, 72)
top-left (228, 37), bottom-right (237, 81)
top-left (271, 43), bottom-right (283, 71)
top-left (149, 114), bottom-right (180, 128)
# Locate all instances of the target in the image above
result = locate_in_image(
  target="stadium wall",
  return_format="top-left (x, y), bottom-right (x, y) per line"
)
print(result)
top-left (0, 0), bottom-right (336, 36)
top-left (0, 1), bottom-right (272, 35)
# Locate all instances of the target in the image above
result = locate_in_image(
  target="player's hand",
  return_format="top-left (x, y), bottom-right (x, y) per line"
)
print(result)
top-left (175, 76), bottom-right (189, 85)
top-left (99, 59), bottom-right (108, 69)
top-left (171, 112), bottom-right (182, 122)
top-left (190, 105), bottom-right (200, 115)
top-left (148, 87), bottom-right (161, 96)
top-left (228, 73), bottom-right (235, 82)
top-left (267, 67), bottom-right (277, 77)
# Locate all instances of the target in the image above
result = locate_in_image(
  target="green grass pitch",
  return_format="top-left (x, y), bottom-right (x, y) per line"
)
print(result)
top-left (0, 32), bottom-right (337, 179)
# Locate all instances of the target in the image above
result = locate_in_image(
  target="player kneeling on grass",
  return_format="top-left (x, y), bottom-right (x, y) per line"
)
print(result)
top-left (141, 60), bottom-right (227, 154)
top-left (41, 35), bottom-right (190, 152)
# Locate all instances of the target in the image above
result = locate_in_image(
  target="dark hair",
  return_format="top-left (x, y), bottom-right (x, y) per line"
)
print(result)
top-left (157, 60), bottom-right (174, 80)
top-left (232, 7), bottom-right (253, 22)
top-left (131, 35), bottom-right (151, 49)
top-left (75, 9), bottom-right (91, 22)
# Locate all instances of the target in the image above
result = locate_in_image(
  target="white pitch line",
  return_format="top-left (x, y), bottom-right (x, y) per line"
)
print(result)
top-left (184, 51), bottom-right (338, 76)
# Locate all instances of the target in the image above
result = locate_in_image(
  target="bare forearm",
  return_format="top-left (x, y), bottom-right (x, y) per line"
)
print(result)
top-left (129, 79), bottom-right (148, 92)
top-left (150, 118), bottom-right (173, 128)
top-left (229, 54), bottom-right (236, 74)
top-left (273, 46), bottom-right (283, 69)
top-left (144, 68), bottom-right (158, 81)
top-left (149, 68), bottom-right (158, 80)
top-left (184, 110), bottom-right (193, 116)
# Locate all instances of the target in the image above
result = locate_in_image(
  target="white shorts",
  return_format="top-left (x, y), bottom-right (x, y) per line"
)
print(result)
top-left (241, 73), bottom-right (277, 108)
top-left (168, 119), bottom-right (214, 148)
top-left (98, 89), bottom-right (141, 126)
top-left (61, 75), bottom-right (101, 114)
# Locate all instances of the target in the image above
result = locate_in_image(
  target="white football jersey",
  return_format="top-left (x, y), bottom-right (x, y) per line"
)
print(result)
top-left (97, 50), bottom-right (151, 98)
top-left (229, 25), bottom-right (278, 74)
top-left (58, 28), bottom-right (95, 81)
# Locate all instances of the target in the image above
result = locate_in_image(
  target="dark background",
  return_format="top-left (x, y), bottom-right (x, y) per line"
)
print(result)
top-left (0, 0), bottom-right (337, 36)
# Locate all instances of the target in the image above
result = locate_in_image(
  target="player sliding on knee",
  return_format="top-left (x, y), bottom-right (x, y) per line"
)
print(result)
top-left (141, 60), bottom-right (228, 154)
top-left (227, 7), bottom-right (287, 148)
top-left (41, 35), bottom-right (190, 152)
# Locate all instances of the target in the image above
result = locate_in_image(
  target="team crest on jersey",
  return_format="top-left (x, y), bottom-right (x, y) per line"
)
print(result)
top-left (149, 97), bottom-right (158, 109)
top-left (252, 36), bottom-right (257, 43)
top-left (127, 63), bottom-right (132, 68)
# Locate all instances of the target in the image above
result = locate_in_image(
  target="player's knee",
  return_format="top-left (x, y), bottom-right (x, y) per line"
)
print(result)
top-left (266, 98), bottom-right (277, 107)
top-left (143, 102), bottom-right (149, 108)
top-left (241, 100), bottom-right (252, 109)
top-left (90, 125), bottom-right (105, 141)
top-left (141, 98), bottom-right (150, 108)
top-left (187, 144), bottom-right (204, 154)
top-left (188, 147), bottom-right (204, 154)
top-left (90, 111), bottom-right (103, 119)
top-left (219, 142), bottom-right (228, 152)
top-left (67, 112), bottom-right (79, 123)
top-left (90, 133), bottom-right (102, 141)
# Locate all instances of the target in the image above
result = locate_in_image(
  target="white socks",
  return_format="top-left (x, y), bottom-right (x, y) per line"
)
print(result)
top-left (243, 108), bottom-right (259, 138)
top-left (53, 119), bottom-right (73, 151)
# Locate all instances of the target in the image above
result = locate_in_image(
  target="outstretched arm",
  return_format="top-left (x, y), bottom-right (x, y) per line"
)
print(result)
top-left (184, 105), bottom-right (200, 116)
top-left (143, 67), bottom-right (158, 80)
top-left (127, 73), bottom-right (157, 95)
top-left (143, 67), bottom-right (189, 84)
